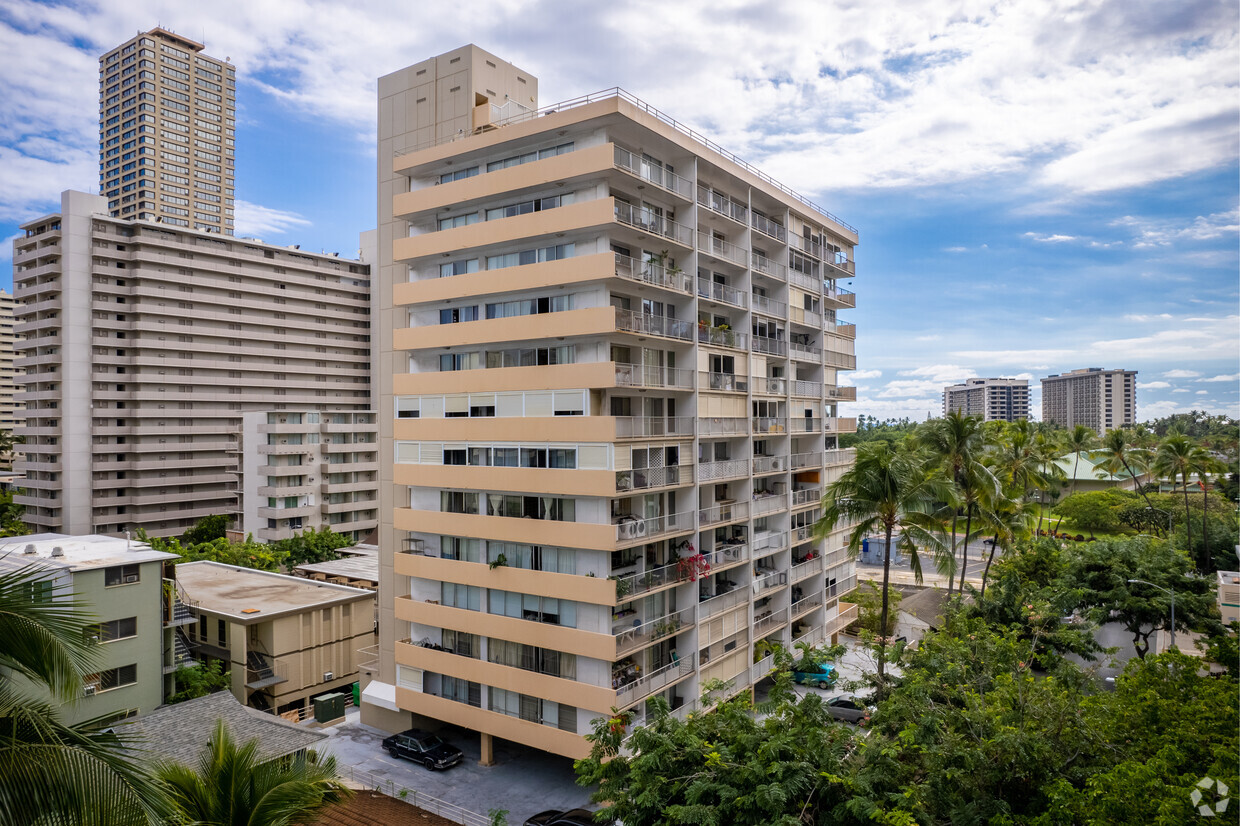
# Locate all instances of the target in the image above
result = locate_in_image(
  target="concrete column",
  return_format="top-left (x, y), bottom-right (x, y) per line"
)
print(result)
top-left (480, 732), bottom-right (496, 766)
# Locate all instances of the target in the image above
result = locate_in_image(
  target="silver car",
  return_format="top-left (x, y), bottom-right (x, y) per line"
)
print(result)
top-left (825, 694), bottom-right (873, 725)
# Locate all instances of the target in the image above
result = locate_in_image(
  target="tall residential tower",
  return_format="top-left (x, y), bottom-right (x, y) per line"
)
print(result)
top-left (1041, 368), bottom-right (1137, 433)
top-left (942, 377), bottom-right (1030, 422)
top-left (364, 46), bottom-right (860, 761)
top-left (99, 28), bottom-right (236, 234)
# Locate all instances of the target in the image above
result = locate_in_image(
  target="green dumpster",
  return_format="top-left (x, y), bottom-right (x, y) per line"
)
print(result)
top-left (351, 681), bottom-right (360, 706)
top-left (313, 692), bottom-right (346, 723)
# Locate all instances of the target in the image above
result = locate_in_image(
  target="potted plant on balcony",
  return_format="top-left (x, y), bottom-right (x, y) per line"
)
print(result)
top-left (488, 553), bottom-right (508, 570)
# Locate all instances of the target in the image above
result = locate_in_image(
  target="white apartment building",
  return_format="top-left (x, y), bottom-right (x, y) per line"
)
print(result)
top-left (11, 190), bottom-right (372, 538)
top-left (942, 377), bottom-right (1030, 422)
top-left (1041, 368), bottom-right (1137, 433)
top-left (240, 410), bottom-right (378, 543)
top-left (0, 289), bottom-right (20, 434)
top-left (364, 46), bottom-right (860, 761)
top-left (99, 28), bottom-right (236, 234)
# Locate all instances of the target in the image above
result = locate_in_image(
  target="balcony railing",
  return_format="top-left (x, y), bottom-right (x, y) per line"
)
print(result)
top-left (697, 458), bottom-right (749, 482)
top-left (614, 509), bottom-right (695, 543)
top-left (617, 464), bottom-right (691, 492)
top-left (788, 269), bottom-right (821, 293)
top-left (615, 309), bottom-right (694, 341)
top-left (824, 285), bottom-right (856, 307)
top-left (752, 416), bottom-right (787, 434)
top-left (792, 379), bottom-right (822, 398)
top-left (611, 557), bottom-right (691, 599)
top-left (614, 415), bottom-right (695, 438)
top-left (791, 594), bottom-right (824, 618)
top-left (696, 185), bottom-right (749, 224)
top-left (616, 362), bottom-right (695, 390)
top-left (751, 335), bottom-right (787, 356)
top-left (825, 416), bottom-right (859, 432)
top-left (823, 448), bottom-right (856, 465)
top-left (751, 213), bottom-right (787, 242)
top-left (825, 385), bottom-right (857, 401)
top-left (823, 351), bottom-right (857, 370)
top-left (704, 541), bottom-right (749, 569)
top-left (752, 533), bottom-right (788, 557)
top-left (614, 253), bottom-right (693, 294)
top-left (789, 342), bottom-right (822, 362)
top-left (752, 253), bottom-right (787, 281)
top-left (698, 325), bottom-right (748, 349)
top-left (701, 371), bottom-right (748, 392)
top-left (699, 417), bottom-right (749, 436)
top-left (614, 146), bottom-right (694, 198)
top-left (789, 307), bottom-right (822, 328)
top-left (755, 607), bottom-right (788, 635)
top-left (792, 487), bottom-right (822, 507)
top-left (616, 657), bottom-right (694, 707)
top-left (754, 376), bottom-right (787, 395)
top-left (696, 231), bottom-right (748, 267)
top-left (825, 321), bottom-right (856, 338)
top-left (752, 455), bottom-right (788, 474)
top-left (613, 201), bottom-right (694, 246)
top-left (700, 586), bottom-right (748, 617)
top-left (699, 500), bottom-right (749, 526)
top-left (791, 555), bottom-right (824, 581)
top-left (792, 417), bottom-right (824, 434)
top-left (750, 653), bottom-right (775, 686)
top-left (697, 277), bottom-right (748, 308)
top-left (754, 568), bottom-right (787, 593)
top-left (824, 603), bottom-right (859, 637)
top-left (752, 494), bottom-right (788, 516)
top-left (615, 605), bottom-right (696, 657)
top-left (751, 294), bottom-right (787, 317)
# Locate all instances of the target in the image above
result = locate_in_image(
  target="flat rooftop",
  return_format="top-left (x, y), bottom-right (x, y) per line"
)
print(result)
top-left (294, 554), bottom-right (378, 584)
top-left (0, 533), bottom-right (177, 572)
top-left (176, 560), bottom-right (373, 622)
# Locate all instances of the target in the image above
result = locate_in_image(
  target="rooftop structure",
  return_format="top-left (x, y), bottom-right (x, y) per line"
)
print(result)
top-left (1218, 571), bottom-right (1239, 626)
top-left (175, 560), bottom-right (374, 620)
top-left (99, 28), bottom-right (236, 234)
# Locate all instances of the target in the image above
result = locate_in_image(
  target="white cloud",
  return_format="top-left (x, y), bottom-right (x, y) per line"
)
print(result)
top-left (1023, 232), bottom-right (1076, 243)
top-left (1138, 381), bottom-right (1171, 389)
top-left (1124, 313), bottom-right (1173, 322)
top-left (943, 246), bottom-right (968, 253)
top-left (1111, 208), bottom-right (1240, 248)
top-left (1196, 390), bottom-right (1209, 395)
top-left (1172, 389), bottom-right (1189, 393)
top-left (1164, 369), bottom-right (1203, 378)
top-left (850, 369), bottom-right (883, 380)
top-left (899, 364), bottom-right (977, 383)
top-left (233, 201), bottom-right (312, 237)
top-left (1198, 373), bottom-right (1239, 383)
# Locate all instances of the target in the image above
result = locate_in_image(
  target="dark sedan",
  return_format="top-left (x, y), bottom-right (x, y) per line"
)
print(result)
top-left (523, 808), bottom-right (598, 826)
top-left (381, 728), bottom-right (463, 770)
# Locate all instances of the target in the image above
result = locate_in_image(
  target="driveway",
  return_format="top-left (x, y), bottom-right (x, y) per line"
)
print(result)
top-left (319, 709), bottom-right (596, 824)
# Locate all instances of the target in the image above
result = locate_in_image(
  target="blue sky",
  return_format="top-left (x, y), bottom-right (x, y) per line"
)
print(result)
top-left (2, 0), bottom-right (1237, 422)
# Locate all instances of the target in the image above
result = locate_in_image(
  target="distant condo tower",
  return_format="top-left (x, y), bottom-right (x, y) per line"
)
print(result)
top-left (99, 28), bottom-right (236, 234)
top-left (1041, 368), bottom-right (1137, 433)
top-left (942, 377), bottom-right (1030, 422)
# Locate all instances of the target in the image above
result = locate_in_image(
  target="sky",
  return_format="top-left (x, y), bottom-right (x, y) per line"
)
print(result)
top-left (1, 0), bottom-right (1237, 423)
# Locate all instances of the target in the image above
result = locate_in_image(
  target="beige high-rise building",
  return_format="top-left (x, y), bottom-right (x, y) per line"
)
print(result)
top-left (11, 190), bottom-right (371, 537)
top-left (942, 377), bottom-right (1030, 422)
top-left (0, 289), bottom-right (20, 435)
top-left (99, 28), bottom-right (236, 234)
top-left (1041, 368), bottom-right (1137, 433)
top-left (363, 46), bottom-right (860, 761)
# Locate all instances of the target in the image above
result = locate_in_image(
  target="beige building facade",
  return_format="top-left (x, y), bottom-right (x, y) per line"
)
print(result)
top-left (1041, 368), bottom-right (1137, 433)
top-left (943, 377), bottom-right (1030, 422)
top-left (365, 46), bottom-right (860, 760)
top-left (11, 190), bottom-right (372, 538)
top-left (240, 410), bottom-right (379, 543)
top-left (99, 28), bottom-right (236, 234)
top-left (0, 289), bottom-right (20, 435)
top-left (176, 560), bottom-right (375, 714)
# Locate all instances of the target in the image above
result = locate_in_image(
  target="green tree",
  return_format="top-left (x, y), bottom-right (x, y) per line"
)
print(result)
top-left (918, 411), bottom-right (989, 595)
top-left (849, 580), bottom-right (901, 636)
top-left (1055, 425), bottom-right (1099, 529)
top-left (976, 487), bottom-right (1039, 598)
top-left (156, 719), bottom-right (350, 826)
top-left (1053, 489), bottom-right (1134, 537)
top-left (181, 514), bottom-right (231, 545)
top-left (0, 561), bottom-right (170, 826)
top-left (817, 441), bottom-right (949, 692)
top-left (1094, 428), bottom-right (1157, 522)
top-left (1152, 434), bottom-right (1206, 563)
top-left (574, 671), bottom-right (855, 826)
top-left (268, 526), bottom-right (352, 567)
top-left (168, 660), bottom-right (232, 704)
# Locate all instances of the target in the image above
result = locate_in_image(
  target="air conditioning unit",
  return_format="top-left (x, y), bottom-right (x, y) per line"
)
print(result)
top-left (323, 671), bottom-right (333, 682)
top-left (770, 457), bottom-right (784, 471)
top-left (124, 575), bottom-right (138, 583)
top-left (619, 521), bottom-right (641, 540)
top-left (633, 519), bottom-right (648, 537)
top-left (83, 685), bottom-right (97, 696)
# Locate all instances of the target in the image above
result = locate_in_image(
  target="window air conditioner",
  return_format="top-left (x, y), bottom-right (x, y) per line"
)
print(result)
top-left (84, 685), bottom-right (97, 696)
top-left (323, 671), bottom-right (333, 682)
top-left (124, 575), bottom-right (138, 583)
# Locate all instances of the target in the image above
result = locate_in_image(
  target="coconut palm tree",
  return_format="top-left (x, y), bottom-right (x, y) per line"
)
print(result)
top-left (953, 459), bottom-right (1001, 594)
top-left (976, 488), bottom-right (1039, 599)
top-left (918, 411), bottom-right (987, 595)
top-left (1192, 449), bottom-right (1227, 571)
top-left (0, 560), bottom-right (169, 826)
top-left (1030, 428), bottom-right (1066, 533)
top-left (816, 441), bottom-right (950, 694)
top-left (156, 719), bottom-right (350, 826)
top-left (1095, 427), bottom-right (1157, 518)
top-left (1153, 434), bottom-right (1202, 559)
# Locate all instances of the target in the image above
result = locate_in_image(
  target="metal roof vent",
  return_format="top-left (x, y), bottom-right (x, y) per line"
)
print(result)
top-left (50, 546), bottom-right (64, 558)
top-left (23, 544), bottom-right (36, 555)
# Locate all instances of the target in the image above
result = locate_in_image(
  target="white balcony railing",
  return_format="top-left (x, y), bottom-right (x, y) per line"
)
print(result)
top-left (752, 494), bottom-right (788, 516)
top-left (699, 417), bottom-right (749, 436)
top-left (697, 277), bottom-right (748, 308)
top-left (614, 146), bottom-right (694, 198)
top-left (701, 371), bottom-right (748, 392)
top-left (696, 231), bottom-right (748, 267)
top-left (792, 487), bottom-right (822, 507)
top-left (752, 455), bottom-right (788, 474)
top-left (615, 308), bottom-right (694, 341)
top-left (614, 416), bottom-right (695, 438)
top-left (614, 253), bottom-right (693, 294)
top-left (615, 362), bottom-right (695, 390)
top-left (696, 185), bottom-right (749, 224)
top-left (699, 500), bottom-right (749, 526)
top-left (752, 532), bottom-right (788, 557)
top-left (751, 252), bottom-right (788, 281)
top-left (617, 464), bottom-right (691, 492)
top-left (751, 293), bottom-right (787, 317)
top-left (614, 509), bottom-right (696, 543)
top-left (697, 459), bottom-right (749, 482)
top-left (616, 657), bottom-right (694, 707)
top-left (613, 201), bottom-right (694, 246)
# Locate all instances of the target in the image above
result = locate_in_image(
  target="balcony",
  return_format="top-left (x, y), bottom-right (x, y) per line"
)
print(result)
top-left (614, 415), bottom-right (695, 439)
top-left (791, 555), bottom-right (824, 582)
top-left (614, 605), bottom-right (696, 658)
top-left (614, 252), bottom-right (693, 295)
top-left (751, 252), bottom-right (787, 281)
top-left (823, 603), bottom-right (859, 637)
top-left (750, 213), bottom-right (787, 243)
top-left (615, 362), bottom-right (694, 390)
top-left (754, 568), bottom-right (787, 593)
top-left (615, 309), bottom-right (694, 341)
top-left (788, 269), bottom-right (820, 294)
top-left (751, 335), bottom-right (786, 357)
top-left (825, 417), bottom-right (859, 433)
top-left (614, 146), bottom-right (694, 199)
top-left (826, 321), bottom-right (856, 339)
top-left (823, 286), bottom-right (856, 309)
top-left (698, 324), bottom-right (748, 350)
top-left (751, 293), bottom-right (787, 318)
top-left (751, 494), bottom-right (788, 516)
top-left (823, 448), bottom-right (856, 466)
top-left (613, 201), bottom-right (694, 247)
top-left (790, 342), bottom-right (822, 362)
top-left (696, 232), bottom-right (748, 268)
top-left (824, 351), bottom-right (857, 370)
top-left (792, 380), bottom-right (822, 398)
top-left (701, 371), bottom-right (747, 393)
top-left (700, 586), bottom-right (747, 618)
top-left (613, 509), bottom-right (695, 545)
top-left (697, 459), bottom-right (748, 482)
top-left (826, 385), bottom-right (857, 402)
top-left (752, 455), bottom-right (788, 475)
top-left (616, 464), bottom-right (692, 492)
top-left (754, 606), bottom-right (788, 635)
top-left (696, 277), bottom-right (748, 308)
top-left (791, 594), bottom-right (824, 619)
top-left (752, 416), bottom-right (787, 434)
top-left (792, 417), bottom-right (824, 434)
top-left (792, 487), bottom-right (822, 508)
top-left (698, 417), bottom-right (749, 436)
top-left (696, 185), bottom-right (749, 224)
top-left (754, 376), bottom-right (787, 395)
top-left (699, 500), bottom-right (748, 527)
top-left (616, 657), bottom-right (694, 708)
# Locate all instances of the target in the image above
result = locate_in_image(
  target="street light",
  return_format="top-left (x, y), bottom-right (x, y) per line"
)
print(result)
top-left (1127, 578), bottom-right (1176, 649)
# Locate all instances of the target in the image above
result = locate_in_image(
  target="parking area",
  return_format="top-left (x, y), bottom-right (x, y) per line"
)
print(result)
top-left (319, 709), bottom-right (595, 824)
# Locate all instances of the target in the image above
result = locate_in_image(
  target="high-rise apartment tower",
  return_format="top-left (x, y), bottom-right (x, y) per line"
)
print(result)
top-left (364, 46), bottom-right (860, 761)
top-left (1041, 368), bottom-right (1137, 433)
top-left (99, 28), bottom-right (236, 234)
top-left (942, 377), bottom-right (1030, 422)
top-left (0, 290), bottom-right (20, 434)
top-left (11, 191), bottom-right (371, 537)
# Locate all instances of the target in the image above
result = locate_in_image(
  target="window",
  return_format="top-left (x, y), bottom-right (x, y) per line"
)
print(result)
top-left (485, 194), bottom-right (571, 221)
top-left (217, 619), bottom-right (227, 645)
top-left (440, 629), bottom-right (480, 657)
top-left (441, 582), bottom-right (480, 611)
top-left (438, 258), bottom-right (478, 278)
top-left (87, 664), bottom-right (138, 692)
top-left (24, 579), bottom-right (53, 603)
top-left (486, 243), bottom-right (574, 270)
top-left (488, 590), bottom-right (576, 628)
top-left (441, 536), bottom-right (482, 563)
top-left (104, 564), bottom-right (141, 586)
top-left (485, 142), bottom-right (574, 172)
top-left (437, 212), bottom-right (478, 231)
top-left (439, 306), bottom-right (479, 324)
top-left (86, 617), bottom-right (138, 643)
top-left (439, 167), bottom-right (479, 183)
top-left (440, 491), bottom-right (479, 514)
top-left (484, 295), bottom-right (572, 319)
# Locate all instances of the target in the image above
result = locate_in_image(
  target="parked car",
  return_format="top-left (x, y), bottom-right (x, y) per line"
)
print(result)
top-left (825, 694), bottom-right (874, 725)
top-left (524, 809), bottom-right (598, 826)
top-left (381, 728), bottom-right (463, 770)
top-left (792, 662), bottom-right (837, 689)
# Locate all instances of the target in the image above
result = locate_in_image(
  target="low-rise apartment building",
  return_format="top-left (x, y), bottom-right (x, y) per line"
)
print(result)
top-left (239, 410), bottom-right (379, 543)
top-left (0, 533), bottom-right (191, 725)
top-left (176, 560), bottom-right (376, 714)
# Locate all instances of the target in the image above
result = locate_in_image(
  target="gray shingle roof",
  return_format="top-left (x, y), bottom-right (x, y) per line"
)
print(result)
top-left (124, 691), bottom-right (328, 767)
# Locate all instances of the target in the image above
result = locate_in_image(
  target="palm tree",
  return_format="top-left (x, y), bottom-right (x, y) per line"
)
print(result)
top-left (1192, 450), bottom-right (1227, 571)
top-left (0, 560), bottom-right (169, 826)
top-left (1153, 434), bottom-right (1201, 559)
top-left (817, 441), bottom-right (949, 693)
top-left (989, 421), bottom-right (1051, 506)
top-left (1095, 428), bottom-right (1158, 526)
top-left (918, 411), bottom-right (986, 595)
top-left (157, 720), bottom-right (350, 826)
top-left (1030, 428), bottom-right (1066, 533)
top-left (976, 488), bottom-right (1039, 599)
top-left (1053, 425), bottom-right (1098, 531)
top-left (954, 460), bottom-right (1001, 594)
